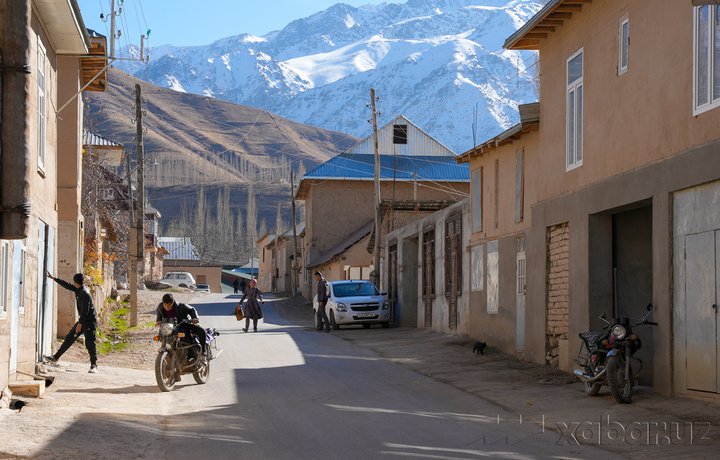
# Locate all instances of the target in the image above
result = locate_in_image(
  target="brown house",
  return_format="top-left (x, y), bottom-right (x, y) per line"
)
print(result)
top-left (0, 0), bottom-right (106, 392)
top-left (296, 115), bottom-right (470, 299)
top-left (452, 0), bottom-right (720, 399)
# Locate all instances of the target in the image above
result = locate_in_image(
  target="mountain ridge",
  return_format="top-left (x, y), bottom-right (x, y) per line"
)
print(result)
top-left (116, 0), bottom-right (542, 154)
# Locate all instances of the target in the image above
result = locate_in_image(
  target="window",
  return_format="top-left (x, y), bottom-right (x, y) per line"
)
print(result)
top-left (516, 149), bottom-right (524, 223)
top-left (694, 5), bottom-right (720, 114)
top-left (422, 227), bottom-right (435, 299)
top-left (618, 18), bottom-right (629, 75)
top-left (486, 240), bottom-right (499, 314)
top-left (471, 167), bottom-right (483, 232)
top-left (445, 215), bottom-right (462, 296)
top-left (393, 124), bottom-right (408, 144)
top-left (1, 242), bottom-right (10, 315)
top-left (471, 245), bottom-right (484, 291)
top-left (37, 40), bottom-right (47, 173)
top-left (566, 49), bottom-right (583, 170)
top-left (516, 236), bottom-right (526, 296)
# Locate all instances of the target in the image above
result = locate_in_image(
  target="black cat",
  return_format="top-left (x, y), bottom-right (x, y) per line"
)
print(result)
top-left (472, 341), bottom-right (487, 355)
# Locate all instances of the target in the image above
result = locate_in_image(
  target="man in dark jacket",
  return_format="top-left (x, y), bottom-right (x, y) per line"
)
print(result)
top-left (315, 271), bottom-right (331, 332)
top-left (155, 293), bottom-right (207, 355)
top-left (44, 272), bottom-right (98, 373)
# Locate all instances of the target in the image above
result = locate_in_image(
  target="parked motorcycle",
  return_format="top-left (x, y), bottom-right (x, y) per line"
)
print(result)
top-left (153, 318), bottom-right (221, 392)
top-left (574, 303), bottom-right (656, 404)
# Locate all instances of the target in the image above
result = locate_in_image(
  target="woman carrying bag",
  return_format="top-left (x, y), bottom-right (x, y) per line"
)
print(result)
top-left (237, 279), bottom-right (264, 332)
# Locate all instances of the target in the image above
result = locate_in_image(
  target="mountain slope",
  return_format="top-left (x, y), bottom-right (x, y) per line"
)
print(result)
top-left (116, 0), bottom-right (542, 154)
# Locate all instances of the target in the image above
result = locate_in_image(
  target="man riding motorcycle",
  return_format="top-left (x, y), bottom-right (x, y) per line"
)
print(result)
top-left (155, 293), bottom-right (207, 355)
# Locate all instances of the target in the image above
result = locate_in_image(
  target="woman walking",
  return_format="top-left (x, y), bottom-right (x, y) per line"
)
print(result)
top-left (237, 279), bottom-right (264, 332)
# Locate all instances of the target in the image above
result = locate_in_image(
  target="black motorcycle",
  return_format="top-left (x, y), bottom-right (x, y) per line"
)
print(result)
top-left (574, 304), bottom-right (656, 404)
top-left (153, 318), bottom-right (221, 392)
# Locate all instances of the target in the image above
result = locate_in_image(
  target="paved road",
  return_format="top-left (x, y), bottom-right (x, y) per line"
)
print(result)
top-left (137, 293), bottom-right (617, 459)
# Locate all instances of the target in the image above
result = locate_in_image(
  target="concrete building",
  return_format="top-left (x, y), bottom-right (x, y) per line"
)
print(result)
top-left (449, 0), bottom-right (720, 399)
top-left (0, 0), bottom-right (105, 391)
top-left (296, 115), bottom-right (470, 299)
top-left (159, 237), bottom-right (222, 293)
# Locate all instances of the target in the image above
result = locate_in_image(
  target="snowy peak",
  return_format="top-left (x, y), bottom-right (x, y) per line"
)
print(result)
top-left (116, 0), bottom-right (542, 153)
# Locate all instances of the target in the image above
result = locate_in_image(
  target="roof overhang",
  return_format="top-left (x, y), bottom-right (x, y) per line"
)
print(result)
top-left (504, 0), bottom-right (592, 50)
top-left (81, 33), bottom-right (107, 91)
top-left (456, 103), bottom-right (539, 164)
top-left (34, 0), bottom-right (90, 55)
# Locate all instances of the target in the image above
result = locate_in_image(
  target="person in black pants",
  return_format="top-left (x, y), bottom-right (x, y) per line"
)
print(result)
top-left (315, 272), bottom-right (331, 332)
top-left (44, 272), bottom-right (98, 373)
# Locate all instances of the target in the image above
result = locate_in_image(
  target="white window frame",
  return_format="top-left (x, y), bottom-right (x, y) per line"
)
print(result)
top-left (18, 242), bottom-right (27, 314)
top-left (37, 39), bottom-right (47, 174)
top-left (618, 17), bottom-right (629, 76)
top-left (693, 5), bottom-right (720, 115)
top-left (0, 241), bottom-right (9, 316)
top-left (566, 48), bottom-right (584, 171)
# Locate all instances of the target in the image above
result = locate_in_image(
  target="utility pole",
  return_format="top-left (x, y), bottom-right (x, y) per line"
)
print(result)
top-left (273, 225), bottom-right (279, 294)
top-left (290, 170), bottom-right (299, 296)
top-left (370, 88), bottom-right (381, 288)
top-left (129, 84), bottom-right (144, 327)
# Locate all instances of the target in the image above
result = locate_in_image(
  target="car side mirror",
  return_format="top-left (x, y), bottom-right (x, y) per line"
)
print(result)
top-left (380, 291), bottom-right (388, 296)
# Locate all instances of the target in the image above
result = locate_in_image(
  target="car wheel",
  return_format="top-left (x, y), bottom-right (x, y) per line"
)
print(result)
top-left (330, 311), bottom-right (340, 330)
top-left (179, 283), bottom-right (188, 288)
top-left (362, 323), bottom-right (371, 329)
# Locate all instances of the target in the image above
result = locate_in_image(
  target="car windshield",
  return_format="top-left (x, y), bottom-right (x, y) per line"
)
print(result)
top-left (332, 282), bottom-right (378, 298)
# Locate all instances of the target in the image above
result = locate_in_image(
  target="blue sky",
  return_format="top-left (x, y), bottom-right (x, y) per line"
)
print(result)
top-left (78, 0), bottom-right (401, 48)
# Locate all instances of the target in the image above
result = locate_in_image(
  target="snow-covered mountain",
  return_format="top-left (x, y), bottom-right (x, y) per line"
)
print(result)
top-left (118, 0), bottom-right (542, 154)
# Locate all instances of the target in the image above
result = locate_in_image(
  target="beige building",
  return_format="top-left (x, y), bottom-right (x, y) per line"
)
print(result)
top-left (258, 223), bottom-right (304, 294)
top-left (1, 0), bottom-right (105, 391)
top-left (296, 116), bottom-right (470, 300)
top-left (449, 0), bottom-right (720, 399)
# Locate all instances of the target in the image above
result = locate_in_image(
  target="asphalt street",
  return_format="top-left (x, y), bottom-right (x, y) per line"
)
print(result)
top-left (120, 293), bottom-right (615, 459)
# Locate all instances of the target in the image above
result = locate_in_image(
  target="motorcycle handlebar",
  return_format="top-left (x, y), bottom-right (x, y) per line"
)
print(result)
top-left (645, 321), bottom-right (658, 326)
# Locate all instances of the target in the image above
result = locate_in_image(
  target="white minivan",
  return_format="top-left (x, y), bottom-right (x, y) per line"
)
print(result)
top-left (161, 271), bottom-right (197, 289)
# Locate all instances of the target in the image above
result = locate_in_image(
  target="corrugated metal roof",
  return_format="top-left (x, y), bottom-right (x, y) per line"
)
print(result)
top-left (83, 131), bottom-right (122, 148)
top-left (303, 154), bottom-right (469, 182)
top-left (158, 237), bottom-right (201, 261)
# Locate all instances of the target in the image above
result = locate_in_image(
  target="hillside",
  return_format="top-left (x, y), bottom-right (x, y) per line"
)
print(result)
top-left (85, 67), bottom-right (359, 243)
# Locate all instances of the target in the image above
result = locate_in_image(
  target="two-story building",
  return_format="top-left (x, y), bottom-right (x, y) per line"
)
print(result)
top-left (296, 115), bottom-right (470, 300)
top-left (0, 0), bottom-right (105, 393)
top-left (450, 0), bottom-right (720, 399)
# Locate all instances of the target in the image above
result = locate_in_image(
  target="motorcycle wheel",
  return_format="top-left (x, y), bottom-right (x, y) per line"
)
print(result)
top-left (607, 355), bottom-right (633, 403)
top-left (155, 351), bottom-right (176, 392)
top-left (193, 359), bottom-right (210, 384)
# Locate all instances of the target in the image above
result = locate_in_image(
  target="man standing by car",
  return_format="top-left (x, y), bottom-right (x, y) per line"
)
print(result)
top-left (44, 272), bottom-right (98, 373)
top-left (315, 271), bottom-right (331, 332)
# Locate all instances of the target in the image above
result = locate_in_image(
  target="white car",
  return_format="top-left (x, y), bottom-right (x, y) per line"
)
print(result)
top-left (313, 280), bottom-right (390, 330)
top-left (161, 271), bottom-right (197, 289)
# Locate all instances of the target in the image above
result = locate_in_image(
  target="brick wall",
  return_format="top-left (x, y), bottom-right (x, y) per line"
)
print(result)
top-left (546, 223), bottom-right (569, 366)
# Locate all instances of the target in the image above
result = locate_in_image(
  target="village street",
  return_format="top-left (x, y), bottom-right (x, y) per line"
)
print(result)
top-left (1, 294), bottom-right (719, 459)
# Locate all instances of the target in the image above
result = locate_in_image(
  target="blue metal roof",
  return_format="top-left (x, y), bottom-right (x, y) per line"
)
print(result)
top-left (303, 154), bottom-right (469, 182)
top-left (158, 237), bottom-right (201, 261)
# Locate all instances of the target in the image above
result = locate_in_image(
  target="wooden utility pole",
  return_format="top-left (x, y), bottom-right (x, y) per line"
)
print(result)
top-left (130, 84), bottom-right (144, 327)
top-left (273, 225), bottom-right (279, 294)
top-left (290, 170), bottom-right (299, 295)
top-left (370, 88), bottom-right (381, 288)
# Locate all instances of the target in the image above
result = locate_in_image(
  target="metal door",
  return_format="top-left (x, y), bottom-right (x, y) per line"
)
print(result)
top-left (516, 251), bottom-right (526, 351)
top-left (10, 241), bottom-right (24, 371)
top-left (36, 222), bottom-right (54, 360)
top-left (423, 230), bottom-right (434, 328)
top-left (684, 231), bottom-right (718, 392)
top-left (448, 239), bottom-right (458, 329)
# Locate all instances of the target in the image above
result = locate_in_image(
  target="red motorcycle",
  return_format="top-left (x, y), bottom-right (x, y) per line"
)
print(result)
top-left (574, 304), bottom-right (656, 403)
